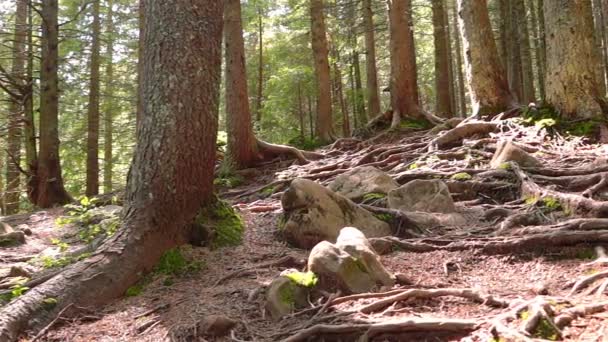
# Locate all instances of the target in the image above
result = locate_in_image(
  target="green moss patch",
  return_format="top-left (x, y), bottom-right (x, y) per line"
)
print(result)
top-left (362, 193), bottom-right (386, 201)
top-left (451, 172), bottom-right (472, 181)
top-left (285, 272), bottom-right (318, 288)
top-left (196, 197), bottom-right (244, 248)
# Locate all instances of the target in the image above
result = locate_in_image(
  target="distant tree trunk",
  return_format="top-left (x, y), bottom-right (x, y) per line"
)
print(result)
top-left (331, 48), bottom-right (350, 137)
top-left (405, 0), bottom-right (420, 105)
top-left (31, 0), bottom-right (72, 207)
top-left (363, 0), bottom-right (381, 118)
top-left (224, 0), bottom-right (258, 169)
top-left (544, 0), bottom-right (606, 119)
top-left (103, 0), bottom-right (115, 194)
top-left (506, 0), bottom-right (523, 102)
top-left (452, 0), bottom-right (467, 116)
top-left (308, 93), bottom-right (314, 140)
top-left (592, 0), bottom-right (607, 96)
top-left (601, 0), bottom-right (608, 95)
top-left (0, 1), bottom-right (223, 340)
top-left (432, 0), bottom-right (453, 117)
top-left (349, 64), bottom-right (358, 128)
top-left (298, 82), bottom-right (305, 139)
top-left (457, 0), bottom-right (515, 117)
top-left (86, 0), bottom-right (101, 197)
top-left (310, 0), bottom-right (334, 143)
top-left (24, 0), bottom-right (36, 170)
top-left (516, 0), bottom-right (536, 103)
top-left (136, 0), bottom-right (144, 130)
top-left (256, 9), bottom-right (264, 122)
top-left (388, 0), bottom-right (427, 124)
top-left (529, 0), bottom-right (546, 103)
top-left (444, 0), bottom-right (456, 114)
top-left (497, 0), bottom-right (509, 69)
top-left (537, 0), bottom-right (547, 103)
top-left (5, 0), bottom-right (28, 214)
top-left (353, 51), bottom-right (367, 125)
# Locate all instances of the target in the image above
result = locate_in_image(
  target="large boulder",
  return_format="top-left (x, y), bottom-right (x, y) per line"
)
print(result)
top-left (308, 227), bottom-right (394, 294)
top-left (281, 179), bottom-right (391, 249)
top-left (388, 179), bottom-right (456, 213)
top-left (490, 140), bottom-right (541, 169)
top-left (328, 166), bottom-right (399, 200)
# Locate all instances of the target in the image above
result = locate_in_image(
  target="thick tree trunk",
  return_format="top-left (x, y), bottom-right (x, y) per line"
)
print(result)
top-left (544, 0), bottom-right (606, 119)
top-left (136, 0), bottom-right (144, 131)
top-left (432, 0), bottom-right (453, 117)
top-left (406, 0), bottom-right (420, 106)
top-left (224, 0), bottom-right (259, 169)
top-left (529, 0), bottom-right (546, 103)
top-left (497, 0), bottom-right (509, 70)
top-left (457, 0), bottom-right (515, 117)
top-left (86, 0), bottom-right (101, 197)
top-left (103, 0), bottom-right (115, 194)
top-left (592, 0), bottom-right (608, 96)
top-left (24, 0), bottom-right (36, 171)
top-left (353, 51), bottom-right (367, 125)
top-left (310, 0), bottom-right (334, 143)
top-left (5, 0), bottom-right (28, 214)
top-left (506, 0), bottom-right (523, 102)
top-left (452, 0), bottom-right (467, 116)
top-left (516, 0), bottom-right (536, 103)
top-left (0, 1), bottom-right (223, 340)
top-left (31, 0), bottom-right (72, 208)
top-left (536, 0), bottom-right (547, 103)
top-left (256, 9), bottom-right (264, 122)
top-left (388, 0), bottom-right (425, 123)
top-left (363, 0), bottom-right (381, 118)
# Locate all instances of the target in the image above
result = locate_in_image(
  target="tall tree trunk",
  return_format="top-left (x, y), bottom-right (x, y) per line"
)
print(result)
top-left (592, 0), bottom-right (608, 96)
top-left (529, 0), bottom-right (546, 103)
top-left (308, 93), bottom-right (314, 140)
top-left (256, 8), bottom-right (264, 122)
top-left (432, 0), bottom-right (453, 117)
top-left (457, 0), bottom-right (515, 117)
top-left (103, 0), bottom-right (115, 194)
top-left (388, 0), bottom-right (426, 124)
top-left (0, 1), bottom-right (223, 340)
top-left (536, 0), bottom-right (547, 103)
top-left (506, 0), bottom-right (523, 102)
top-left (544, 0), bottom-right (606, 119)
top-left (24, 0), bottom-right (36, 171)
top-left (444, 0), bottom-right (456, 114)
top-left (516, 0), bottom-right (536, 103)
top-left (362, 0), bottom-right (381, 118)
top-left (298, 82), bottom-right (305, 139)
top-left (32, 0), bottom-right (72, 207)
top-left (136, 0), bottom-right (144, 131)
top-left (353, 51), bottom-right (367, 125)
top-left (86, 0), bottom-right (101, 197)
top-left (405, 0), bottom-right (420, 105)
top-left (452, 0), bottom-right (467, 116)
top-left (331, 48), bottom-right (350, 137)
top-left (5, 0), bottom-right (28, 214)
top-left (310, 0), bottom-right (333, 143)
top-left (224, 0), bottom-right (258, 169)
top-left (497, 0), bottom-right (509, 69)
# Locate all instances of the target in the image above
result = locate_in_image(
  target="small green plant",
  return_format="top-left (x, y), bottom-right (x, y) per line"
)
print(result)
top-left (451, 172), bottom-right (472, 181)
top-left (533, 318), bottom-right (559, 340)
top-left (400, 118), bottom-right (432, 130)
top-left (260, 186), bottom-right (276, 197)
top-left (362, 193), bottom-right (386, 201)
top-left (498, 162), bottom-right (512, 170)
top-left (285, 272), bottom-right (318, 288)
top-left (42, 297), bottom-right (58, 310)
top-left (409, 163), bottom-right (420, 170)
top-left (126, 284), bottom-right (144, 297)
top-left (214, 174), bottom-right (244, 188)
top-left (196, 198), bottom-right (244, 248)
top-left (50, 238), bottom-right (69, 252)
top-left (541, 197), bottom-right (562, 211)
top-left (373, 213), bottom-right (393, 223)
top-left (576, 248), bottom-right (597, 261)
top-left (524, 195), bottom-right (539, 205)
top-left (155, 248), bottom-right (189, 275)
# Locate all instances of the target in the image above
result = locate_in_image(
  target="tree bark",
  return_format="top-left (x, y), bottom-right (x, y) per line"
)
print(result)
top-left (452, 0), bottom-right (467, 116)
top-left (516, 0), bottom-right (536, 103)
top-left (86, 0), bottom-right (101, 197)
top-left (0, 1), bottom-right (223, 340)
top-left (23, 0), bottom-right (36, 171)
top-left (31, 0), bottom-right (72, 208)
top-left (544, 0), bottom-right (606, 119)
top-left (331, 48), bottom-right (350, 137)
top-left (457, 0), bottom-right (515, 117)
top-left (256, 8), bottom-right (264, 122)
top-left (406, 0), bottom-right (420, 106)
top-left (5, 0), bottom-right (28, 214)
top-left (224, 0), bottom-right (259, 169)
top-left (529, 0), bottom-right (546, 103)
top-left (363, 0), bottom-right (381, 118)
top-left (536, 0), bottom-right (547, 103)
top-left (353, 51), bottom-right (367, 125)
top-left (592, 0), bottom-right (608, 96)
top-left (310, 0), bottom-right (334, 143)
top-left (506, 0), bottom-right (523, 102)
top-left (432, 0), bottom-right (453, 117)
top-left (103, 0), bottom-right (115, 194)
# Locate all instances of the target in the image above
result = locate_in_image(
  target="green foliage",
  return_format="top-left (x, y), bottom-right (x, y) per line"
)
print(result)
top-left (285, 272), bottom-right (318, 288)
top-left (287, 136), bottom-right (326, 151)
top-left (450, 172), bottom-right (472, 181)
top-left (260, 186), bottom-right (277, 197)
top-left (126, 284), bottom-right (144, 297)
top-left (0, 282), bottom-right (29, 303)
top-left (362, 193), bottom-right (386, 201)
top-left (399, 118), bottom-right (432, 130)
top-left (42, 297), bottom-right (58, 310)
top-left (51, 238), bottom-right (69, 252)
top-left (155, 248), bottom-right (203, 276)
top-left (575, 248), bottom-right (597, 260)
top-left (565, 120), bottom-right (599, 137)
top-left (374, 213), bottom-right (394, 223)
top-left (522, 106), bottom-right (559, 128)
top-left (214, 174), bottom-right (244, 188)
top-left (498, 162), bottom-right (512, 170)
top-left (196, 198), bottom-right (244, 248)
top-left (541, 197), bottom-right (562, 211)
top-left (533, 318), bottom-right (559, 340)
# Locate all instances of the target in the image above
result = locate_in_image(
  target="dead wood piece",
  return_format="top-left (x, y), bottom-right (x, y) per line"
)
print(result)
top-left (330, 288), bottom-right (409, 306)
top-left (511, 218), bottom-right (608, 235)
top-left (582, 173), bottom-right (608, 198)
top-left (569, 270), bottom-right (608, 296)
top-left (281, 318), bottom-right (479, 342)
top-left (137, 317), bottom-right (160, 334)
top-left (356, 288), bottom-right (509, 314)
top-left (522, 301), bottom-right (560, 339)
top-left (213, 255), bottom-right (305, 286)
top-left (134, 303), bottom-right (170, 319)
top-left (430, 121), bottom-right (498, 150)
top-left (555, 302), bottom-right (608, 329)
top-left (498, 212), bottom-right (545, 234)
top-left (30, 303), bottom-right (74, 342)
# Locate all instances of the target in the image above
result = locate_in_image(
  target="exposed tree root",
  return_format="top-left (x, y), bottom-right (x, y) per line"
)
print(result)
top-left (257, 140), bottom-right (324, 164)
top-left (554, 301), bottom-right (608, 328)
top-left (359, 205), bottom-right (426, 237)
top-left (429, 121), bottom-right (498, 150)
top-left (569, 271), bottom-right (608, 296)
top-left (281, 318), bottom-right (479, 342)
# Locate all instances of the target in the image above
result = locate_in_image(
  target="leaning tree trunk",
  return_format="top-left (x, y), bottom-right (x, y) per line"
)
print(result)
top-left (5, 0), bottom-right (28, 214)
top-left (457, 0), bottom-right (515, 117)
top-left (31, 0), bottom-right (72, 208)
top-left (362, 0), bottom-right (381, 118)
top-left (432, 0), bottom-right (453, 118)
top-left (0, 1), bottom-right (223, 340)
top-left (310, 0), bottom-right (334, 143)
top-left (544, 0), bottom-right (606, 119)
top-left (86, 0), bottom-right (101, 197)
top-left (224, 0), bottom-right (258, 169)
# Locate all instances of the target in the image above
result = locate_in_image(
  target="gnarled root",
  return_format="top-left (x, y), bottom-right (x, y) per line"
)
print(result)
top-left (257, 139), bottom-right (324, 164)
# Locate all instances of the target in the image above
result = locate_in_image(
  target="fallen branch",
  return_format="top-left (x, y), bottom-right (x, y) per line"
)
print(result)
top-left (30, 303), bottom-right (74, 342)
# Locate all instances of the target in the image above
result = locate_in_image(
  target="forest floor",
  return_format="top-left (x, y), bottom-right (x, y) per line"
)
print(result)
top-left (3, 118), bottom-right (608, 341)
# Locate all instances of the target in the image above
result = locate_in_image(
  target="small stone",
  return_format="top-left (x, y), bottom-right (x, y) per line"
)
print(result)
top-left (197, 315), bottom-right (238, 337)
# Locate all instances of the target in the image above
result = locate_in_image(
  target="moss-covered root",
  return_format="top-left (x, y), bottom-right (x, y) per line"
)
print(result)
top-left (192, 197), bottom-right (244, 248)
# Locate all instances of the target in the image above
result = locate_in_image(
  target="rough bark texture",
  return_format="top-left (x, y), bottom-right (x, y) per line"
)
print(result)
top-left (516, 0), bottom-right (536, 103)
top-left (544, 0), bottom-right (606, 119)
top-left (529, 0), bottom-right (546, 103)
top-left (388, 0), bottom-right (424, 121)
top-left (225, 0), bottom-right (258, 169)
top-left (452, 0), bottom-right (467, 116)
top-left (86, 0), bottom-right (101, 197)
top-left (5, 0), bottom-right (28, 214)
top-left (353, 51), bottom-right (367, 125)
top-left (592, 0), bottom-right (608, 96)
top-left (457, 0), bottom-right (515, 117)
top-left (103, 0), bottom-right (115, 194)
top-left (363, 0), bottom-right (381, 118)
top-left (32, 0), bottom-right (72, 208)
top-left (506, 0), bottom-right (523, 102)
top-left (331, 48), bottom-right (350, 137)
top-left (432, 0), bottom-right (453, 117)
top-left (256, 9), bottom-right (264, 122)
top-left (0, 1), bottom-right (223, 340)
top-left (24, 0), bottom-right (36, 171)
top-left (310, 0), bottom-right (333, 143)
